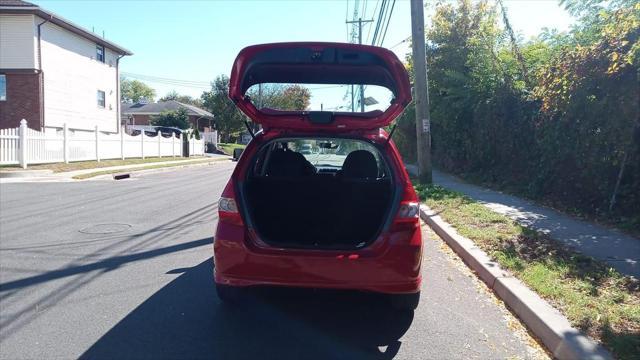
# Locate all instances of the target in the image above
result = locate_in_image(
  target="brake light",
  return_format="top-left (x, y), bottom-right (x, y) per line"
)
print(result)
top-left (219, 197), bottom-right (238, 213)
top-left (218, 181), bottom-right (244, 226)
top-left (396, 201), bottom-right (419, 220)
top-left (391, 180), bottom-right (420, 231)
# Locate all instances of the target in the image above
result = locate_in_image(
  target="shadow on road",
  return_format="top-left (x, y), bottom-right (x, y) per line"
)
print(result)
top-left (80, 258), bottom-right (414, 360)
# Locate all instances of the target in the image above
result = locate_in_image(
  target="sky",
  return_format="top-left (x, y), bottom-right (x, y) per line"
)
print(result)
top-left (32, 0), bottom-right (575, 109)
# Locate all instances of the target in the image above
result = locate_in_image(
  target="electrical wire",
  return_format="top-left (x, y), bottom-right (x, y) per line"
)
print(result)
top-left (365, 0), bottom-right (380, 44)
top-left (371, 0), bottom-right (387, 46)
top-left (121, 72), bottom-right (211, 88)
top-left (389, 35), bottom-right (411, 50)
top-left (379, 0), bottom-right (396, 46)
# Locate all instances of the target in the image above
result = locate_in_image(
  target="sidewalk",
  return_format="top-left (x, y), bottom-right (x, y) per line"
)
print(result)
top-left (407, 165), bottom-right (639, 278)
top-left (0, 154), bottom-right (230, 182)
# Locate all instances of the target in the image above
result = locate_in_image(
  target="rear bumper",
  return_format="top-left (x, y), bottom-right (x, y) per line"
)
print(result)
top-left (213, 223), bottom-right (422, 294)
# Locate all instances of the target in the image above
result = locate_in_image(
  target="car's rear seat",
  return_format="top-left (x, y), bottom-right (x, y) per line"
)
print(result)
top-left (245, 149), bottom-right (392, 247)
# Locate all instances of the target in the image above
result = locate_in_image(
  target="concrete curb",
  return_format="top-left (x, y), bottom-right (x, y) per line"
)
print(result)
top-left (0, 169), bottom-right (54, 178)
top-left (420, 205), bottom-right (612, 360)
top-left (86, 159), bottom-right (225, 180)
top-left (0, 157), bottom-right (232, 183)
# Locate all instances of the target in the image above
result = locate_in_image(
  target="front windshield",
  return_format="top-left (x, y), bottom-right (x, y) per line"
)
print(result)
top-left (290, 138), bottom-right (382, 169)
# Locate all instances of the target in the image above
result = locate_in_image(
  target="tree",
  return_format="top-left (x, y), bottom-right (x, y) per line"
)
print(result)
top-left (247, 84), bottom-right (312, 111)
top-left (160, 90), bottom-right (203, 107)
top-left (201, 75), bottom-right (245, 142)
top-left (394, 0), bottom-right (640, 233)
top-left (279, 85), bottom-right (311, 110)
top-left (121, 78), bottom-right (156, 103)
top-left (150, 108), bottom-right (191, 129)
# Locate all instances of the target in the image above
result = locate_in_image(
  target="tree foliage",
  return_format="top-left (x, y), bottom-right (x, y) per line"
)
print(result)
top-left (200, 75), bottom-right (245, 142)
top-left (160, 90), bottom-right (203, 107)
top-left (247, 84), bottom-right (312, 110)
top-left (396, 0), bottom-right (639, 232)
top-left (150, 108), bottom-right (191, 129)
top-left (121, 78), bottom-right (156, 103)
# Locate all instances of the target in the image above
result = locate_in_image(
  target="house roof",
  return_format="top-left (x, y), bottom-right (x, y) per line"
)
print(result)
top-left (122, 101), bottom-right (214, 119)
top-left (0, 0), bottom-right (133, 56)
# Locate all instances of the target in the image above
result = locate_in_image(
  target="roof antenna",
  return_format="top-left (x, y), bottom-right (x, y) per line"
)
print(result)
top-left (244, 120), bottom-right (255, 139)
top-left (384, 124), bottom-right (397, 146)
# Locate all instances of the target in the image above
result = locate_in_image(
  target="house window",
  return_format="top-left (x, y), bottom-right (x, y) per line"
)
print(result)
top-left (97, 90), bottom-right (105, 108)
top-left (0, 75), bottom-right (6, 101)
top-left (96, 45), bottom-right (105, 63)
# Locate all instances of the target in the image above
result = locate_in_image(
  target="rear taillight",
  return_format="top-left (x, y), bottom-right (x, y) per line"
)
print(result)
top-left (391, 180), bottom-right (420, 231)
top-left (219, 197), bottom-right (238, 213)
top-left (218, 182), bottom-right (244, 226)
top-left (396, 201), bottom-right (419, 220)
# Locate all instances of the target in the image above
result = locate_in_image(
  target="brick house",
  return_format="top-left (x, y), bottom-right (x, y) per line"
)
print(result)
top-left (121, 100), bottom-right (215, 132)
top-left (0, 0), bottom-right (132, 132)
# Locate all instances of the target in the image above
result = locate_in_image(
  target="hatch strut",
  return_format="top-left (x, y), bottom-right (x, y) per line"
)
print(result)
top-left (244, 120), bottom-right (256, 139)
top-left (385, 124), bottom-right (397, 146)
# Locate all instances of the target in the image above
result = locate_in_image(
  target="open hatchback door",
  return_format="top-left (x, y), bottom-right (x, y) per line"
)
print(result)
top-left (229, 42), bottom-right (412, 131)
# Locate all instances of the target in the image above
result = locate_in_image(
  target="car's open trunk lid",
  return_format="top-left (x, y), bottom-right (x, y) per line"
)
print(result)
top-left (229, 42), bottom-right (411, 131)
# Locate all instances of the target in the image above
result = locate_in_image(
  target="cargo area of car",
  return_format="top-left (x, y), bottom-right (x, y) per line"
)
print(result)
top-left (242, 139), bottom-right (395, 249)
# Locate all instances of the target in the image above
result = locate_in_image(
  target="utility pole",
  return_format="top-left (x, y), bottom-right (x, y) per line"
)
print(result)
top-left (346, 17), bottom-right (373, 112)
top-left (410, 0), bottom-right (432, 183)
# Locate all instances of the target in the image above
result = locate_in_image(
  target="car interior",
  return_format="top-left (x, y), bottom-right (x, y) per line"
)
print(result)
top-left (243, 138), bottom-right (395, 249)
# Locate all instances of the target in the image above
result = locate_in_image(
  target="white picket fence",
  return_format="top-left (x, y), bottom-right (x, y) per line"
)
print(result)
top-left (0, 120), bottom-right (204, 168)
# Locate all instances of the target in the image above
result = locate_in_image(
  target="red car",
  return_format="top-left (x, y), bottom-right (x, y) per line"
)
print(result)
top-left (214, 42), bottom-right (422, 310)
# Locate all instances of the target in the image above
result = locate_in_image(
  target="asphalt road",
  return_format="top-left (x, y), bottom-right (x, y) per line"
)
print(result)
top-left (0, 162), bottom-right (546, 359)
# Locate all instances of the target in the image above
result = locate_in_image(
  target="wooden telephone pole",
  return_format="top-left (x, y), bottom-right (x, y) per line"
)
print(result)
top-left (410, 0), bottom-right (432, 184)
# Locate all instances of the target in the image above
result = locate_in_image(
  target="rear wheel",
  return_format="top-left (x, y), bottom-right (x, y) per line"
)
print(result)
top-left (390, 292), bottom-right (420, 310)
top-left (216, 284), bottom-right (244, 304)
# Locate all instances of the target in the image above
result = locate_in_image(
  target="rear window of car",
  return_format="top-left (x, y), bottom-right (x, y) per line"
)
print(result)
top-left (251, 137), bottom-right (389, 178)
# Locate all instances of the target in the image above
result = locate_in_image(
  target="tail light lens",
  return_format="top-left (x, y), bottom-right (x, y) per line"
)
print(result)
top-left (218, 182), bottom-right (244, 226)
top-left (391, 180), bottom-right (420, 231)
top-left (219, 197), bottom-right (238, 213)
top-left (396, 201), bottom-right (419, 220)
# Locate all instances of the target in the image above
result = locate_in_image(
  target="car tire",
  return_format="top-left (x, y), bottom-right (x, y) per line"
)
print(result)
top-left (216, 284), bottom-right (244, 304)
top-left (390, 292), bottom-right (420, 310)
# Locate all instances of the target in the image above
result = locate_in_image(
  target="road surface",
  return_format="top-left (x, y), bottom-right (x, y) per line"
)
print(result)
top-left (0, 162), bottom-right (546, 359)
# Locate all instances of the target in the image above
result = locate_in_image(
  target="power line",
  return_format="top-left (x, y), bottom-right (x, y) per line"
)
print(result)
top-left (371, 0), bottom-right (388, 45)
top-left (390, 35), bottom-right (411, 49)
top-left (362, 0), bottom-right (368, 22)
top-left (365, 0), bottom-right (381, 43)
top-left (121, 72), bottom-right (211, 89)
top-left (379, 0), bottom-right (396, 46)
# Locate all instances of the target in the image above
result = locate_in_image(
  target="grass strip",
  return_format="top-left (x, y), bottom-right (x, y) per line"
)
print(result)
top-left (1, 157), bottom-right (205, 173)
top-left (72, 158), bottom-right (226, 179)
top-left (416, 184), bottom-right (640, 359)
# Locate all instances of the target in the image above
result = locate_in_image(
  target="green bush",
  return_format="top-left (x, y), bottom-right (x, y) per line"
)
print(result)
top-left (398, 0), bottom-right (639, 231)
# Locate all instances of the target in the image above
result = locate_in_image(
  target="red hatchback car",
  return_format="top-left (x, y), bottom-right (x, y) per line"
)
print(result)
top-left (214, 42), bottom-right (422, 310)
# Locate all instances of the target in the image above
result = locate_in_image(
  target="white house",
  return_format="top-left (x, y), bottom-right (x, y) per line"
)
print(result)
top-left (0, 0), bottom-right (132, 133)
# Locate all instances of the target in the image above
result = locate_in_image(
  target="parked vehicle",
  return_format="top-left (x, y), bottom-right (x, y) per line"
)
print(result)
top-left (214, 42), bottom-right (421, 310)
top-left (155, 126), bottom-right (182, 138)
top-left (298, 143), bottom-right (313, 154)
top-left (130, 129), bottom-right (158, 137)
top-left (128, 126), bottom-right (182, 138)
